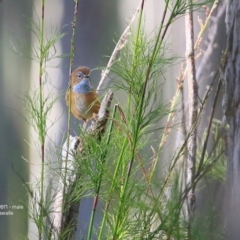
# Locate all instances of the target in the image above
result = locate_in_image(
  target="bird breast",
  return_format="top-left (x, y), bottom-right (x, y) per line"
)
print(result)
top-left (72, 92), bottom-right (99, 120)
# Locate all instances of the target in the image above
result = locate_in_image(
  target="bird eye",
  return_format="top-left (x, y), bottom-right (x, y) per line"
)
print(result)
top-left (77, 71), bottom-right (84, 79)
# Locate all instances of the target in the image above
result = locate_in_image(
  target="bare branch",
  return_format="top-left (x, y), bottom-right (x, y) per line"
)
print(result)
top-left (185, 0), bottom-right (198, 234)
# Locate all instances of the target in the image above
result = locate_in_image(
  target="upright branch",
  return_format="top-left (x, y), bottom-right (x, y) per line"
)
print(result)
top-left (185, 0), bottom-right (198, 229)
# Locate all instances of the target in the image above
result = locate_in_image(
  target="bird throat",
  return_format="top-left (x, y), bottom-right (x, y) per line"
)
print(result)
top-left (72, 78), bottom-right (93, 94)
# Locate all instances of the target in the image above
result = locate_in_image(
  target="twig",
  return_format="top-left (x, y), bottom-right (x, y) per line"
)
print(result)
top-left (194, 0), bottom-right (220, 49)
top-left (195, 77), bottom-right (222, 180)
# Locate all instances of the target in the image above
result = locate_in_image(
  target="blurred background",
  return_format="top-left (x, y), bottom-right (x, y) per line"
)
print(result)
top-left (0, 0), bottom-right (226, 239)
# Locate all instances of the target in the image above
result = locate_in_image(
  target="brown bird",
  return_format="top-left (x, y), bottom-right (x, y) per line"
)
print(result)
top-left (66, 66), bottom-right (100, 127)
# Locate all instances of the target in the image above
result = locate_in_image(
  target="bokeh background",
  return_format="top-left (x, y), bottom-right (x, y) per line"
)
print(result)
top-left (0, 0), bottom-right (226, 239)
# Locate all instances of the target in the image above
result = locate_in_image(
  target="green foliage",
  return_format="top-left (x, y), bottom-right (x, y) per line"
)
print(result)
top-left (18, 0), bottom-right (226, 239)
top-left (24, 88), bottom-right (59, 144)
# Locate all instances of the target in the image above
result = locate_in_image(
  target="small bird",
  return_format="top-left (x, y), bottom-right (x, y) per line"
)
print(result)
top-left (66, 66), bottom-right (100, 127)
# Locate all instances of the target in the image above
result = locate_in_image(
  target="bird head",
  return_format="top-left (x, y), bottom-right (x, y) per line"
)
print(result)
top-left (71, 66), bottom-right (91, 85)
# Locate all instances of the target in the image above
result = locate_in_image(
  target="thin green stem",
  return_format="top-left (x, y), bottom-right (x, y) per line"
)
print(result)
top-left (39, 0), bottom-right (45, 239)
top-left (100, 11), bottom-right (148, 236)
top-left (131, 0), bottom-right (144, 73)
top-left (98, 136), bottom-right (129, 239)
top-left (127, 0), bottom-right (144, 115)
top-left (60, 0), bottom-right (79, 233)
top-left (112, 77), bottom-right (147, 238)
top-left (112, 1), bottom-right (177, 236)
top-left (87, 105), bottom-right (117, 240)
